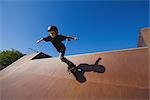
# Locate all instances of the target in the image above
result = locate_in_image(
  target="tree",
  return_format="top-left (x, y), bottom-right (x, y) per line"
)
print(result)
top-left (0, 49), bottom-right (24, 70)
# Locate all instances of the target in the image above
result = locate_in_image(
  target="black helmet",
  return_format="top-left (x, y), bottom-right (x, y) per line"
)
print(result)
top-left (47, 26), bottom-right (58, 33)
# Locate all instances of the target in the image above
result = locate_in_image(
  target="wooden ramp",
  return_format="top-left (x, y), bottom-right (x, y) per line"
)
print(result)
top-left (0, 28), bottom-right (149, 100)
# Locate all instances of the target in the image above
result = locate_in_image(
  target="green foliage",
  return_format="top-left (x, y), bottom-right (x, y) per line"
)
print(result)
top-left (0, 49), bottom-right (24, 70)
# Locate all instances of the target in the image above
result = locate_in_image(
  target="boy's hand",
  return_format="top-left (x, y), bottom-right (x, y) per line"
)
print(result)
top-left (73, 37), bottom-right (78, 40)
top-left (67, 36), bottom-right (78, 41)
top-left (36, 38), bottom-right (44, 44)
top-left (36, 38), bottom-right (43, 44)
top-left (36, 40), bottom-right (41, 44)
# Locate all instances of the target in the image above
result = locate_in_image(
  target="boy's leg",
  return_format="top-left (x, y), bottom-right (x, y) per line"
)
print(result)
top-left (59, 47), bottom-right (65, 60)
top-left (59, 48), bottom-right (75, 69)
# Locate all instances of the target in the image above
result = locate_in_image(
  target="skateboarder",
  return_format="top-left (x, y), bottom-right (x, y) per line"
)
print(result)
top-left (36, 25), bottom-right (78, 70)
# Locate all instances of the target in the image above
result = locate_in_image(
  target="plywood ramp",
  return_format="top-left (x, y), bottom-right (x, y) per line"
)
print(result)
top-left (0, 47), bottom-right (149, 100)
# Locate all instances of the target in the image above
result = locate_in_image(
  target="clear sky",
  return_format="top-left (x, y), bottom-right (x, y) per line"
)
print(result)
top-left (1, 0), bottom-right (149, 57)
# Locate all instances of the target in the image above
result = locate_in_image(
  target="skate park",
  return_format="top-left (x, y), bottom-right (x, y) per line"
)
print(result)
top-left (0, 28), bottom-right (149, 100)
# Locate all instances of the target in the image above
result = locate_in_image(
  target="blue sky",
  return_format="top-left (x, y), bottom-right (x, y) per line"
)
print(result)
top-left (1, 0), bottom-right (149, 57)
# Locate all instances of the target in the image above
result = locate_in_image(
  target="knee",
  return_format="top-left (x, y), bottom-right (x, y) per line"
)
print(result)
top-left (60, 56), bottom-right (65, 62)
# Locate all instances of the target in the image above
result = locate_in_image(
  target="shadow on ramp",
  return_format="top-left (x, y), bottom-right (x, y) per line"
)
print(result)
top-left (78, 57), bottom-right (105, 74)
top-left (62, 57), bottom-right (106, 83)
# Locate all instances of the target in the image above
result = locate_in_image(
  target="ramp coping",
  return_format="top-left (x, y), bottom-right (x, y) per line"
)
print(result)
top-left (68, 47), bottom-right (148, 57)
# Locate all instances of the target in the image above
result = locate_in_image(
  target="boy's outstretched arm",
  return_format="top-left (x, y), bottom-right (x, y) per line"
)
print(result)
top-left (36, 38), bottom-right (44, 44)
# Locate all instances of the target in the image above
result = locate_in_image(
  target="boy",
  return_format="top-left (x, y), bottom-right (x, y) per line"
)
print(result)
top-left (36, 26), bottom-right (78, 69)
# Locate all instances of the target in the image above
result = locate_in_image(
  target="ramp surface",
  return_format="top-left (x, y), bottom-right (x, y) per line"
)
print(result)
top-left (0, 47), bottom-right (149, 100)
top-left (0, 28), bottom-right (149, 100)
